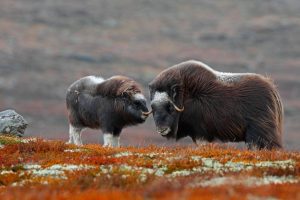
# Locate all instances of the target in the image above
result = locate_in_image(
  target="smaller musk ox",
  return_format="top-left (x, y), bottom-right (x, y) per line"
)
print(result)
top-left (149, 60), bottom-right (283, 149)
top-left (66, 75), bottom-right (150, 147)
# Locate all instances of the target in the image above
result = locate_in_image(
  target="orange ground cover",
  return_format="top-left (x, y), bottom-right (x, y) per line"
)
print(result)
top-left (0, 136), bottom-right (299, 199)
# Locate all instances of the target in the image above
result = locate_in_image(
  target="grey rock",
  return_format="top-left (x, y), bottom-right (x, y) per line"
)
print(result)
top-left (0, 110), bottom-right (28, 137)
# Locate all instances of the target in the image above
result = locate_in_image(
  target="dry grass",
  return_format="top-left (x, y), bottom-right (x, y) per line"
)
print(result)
top-left (0, 135), bottom-right (299, 199)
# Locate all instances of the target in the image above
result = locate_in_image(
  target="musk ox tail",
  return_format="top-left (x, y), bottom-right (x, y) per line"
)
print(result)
top-left (272, 83), bottom-right (284, 146)
top-left (245, 77), bottom-right (284, 150)
top-left (262, 78), bottom-right (284, 149)
top-left (266, 77), bottom-right (284, 149)
top-left (66, 89), bottom-right (79, 110)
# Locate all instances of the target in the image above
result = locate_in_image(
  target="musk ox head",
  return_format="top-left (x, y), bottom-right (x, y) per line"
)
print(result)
top-left (148, 69), bottom-right (184, 137)
top-left (125, 92), bottom-right (150, 123)
top-left (100, 76), bottom-right (151, 124)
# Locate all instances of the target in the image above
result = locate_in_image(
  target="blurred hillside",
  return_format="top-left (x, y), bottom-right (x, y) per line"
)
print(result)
top-left (0, 0), bottom-right (300, 149)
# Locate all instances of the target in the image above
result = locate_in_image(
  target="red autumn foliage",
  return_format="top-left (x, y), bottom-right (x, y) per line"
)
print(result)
top-left (0, 136), bottom-right (299, 199)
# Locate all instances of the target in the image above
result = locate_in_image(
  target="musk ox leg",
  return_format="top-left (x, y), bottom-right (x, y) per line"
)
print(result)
top-left (103, 133), bottom-right (120, 147)
top-left (67, 124), bottom-right (74, 144)
top-left (68, 124), bottom-right (83, 145)
top-left (245, 131), bottom-right (270, 150)
top-left (195, 138), bottom-right (208, 146)
top-left (245, 124), bottom-right (282, 150)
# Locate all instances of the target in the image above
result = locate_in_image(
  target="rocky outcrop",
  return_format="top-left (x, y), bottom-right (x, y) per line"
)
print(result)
top-left (0, 110), bottom-right (28, 137)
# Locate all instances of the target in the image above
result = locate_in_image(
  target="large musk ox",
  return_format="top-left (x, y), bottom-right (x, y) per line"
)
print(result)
top-left (66, 75), bottom-right (150, 147)
top-left (149, 60), bottom-right (283, 149)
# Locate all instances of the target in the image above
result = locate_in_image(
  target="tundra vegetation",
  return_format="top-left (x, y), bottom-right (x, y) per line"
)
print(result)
top-left (0, 135), bottom-right (299, 199)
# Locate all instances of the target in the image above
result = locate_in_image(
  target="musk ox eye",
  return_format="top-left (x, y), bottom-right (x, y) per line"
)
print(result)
top-left (166, 103), bottom-right (174, 113)
top-left (151, 103), bottom-right (158, 110)
top-left (133, 101), bottom-right (142, 108)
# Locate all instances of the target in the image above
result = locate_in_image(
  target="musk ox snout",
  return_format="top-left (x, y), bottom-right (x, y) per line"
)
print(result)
top-left (130, 95), bottom-right (151, 122)
top-left (151, 105), bottom-right (179, 137)
top-left (156, 126), bottom-right (171, 136)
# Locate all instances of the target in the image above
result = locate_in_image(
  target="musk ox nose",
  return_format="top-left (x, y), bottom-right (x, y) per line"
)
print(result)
top-left (156, 127), bottom-right (171, 136)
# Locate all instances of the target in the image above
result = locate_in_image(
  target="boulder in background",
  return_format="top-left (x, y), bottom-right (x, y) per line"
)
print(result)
top-left (0, 109), bottom-right (28, 137)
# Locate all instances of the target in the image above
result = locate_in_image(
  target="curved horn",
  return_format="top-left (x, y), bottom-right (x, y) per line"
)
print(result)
top-left (142, 110), bottom-right (153, 116)
top-left (170, 101), bottom-right (184, 112)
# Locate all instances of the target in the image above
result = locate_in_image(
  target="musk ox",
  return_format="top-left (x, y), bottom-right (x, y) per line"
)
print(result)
top-left (66, 75), bottom-right (151, 147)
top-left (149, 60), bottom-right (283, 149)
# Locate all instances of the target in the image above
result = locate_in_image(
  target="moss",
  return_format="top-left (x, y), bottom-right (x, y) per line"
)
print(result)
top-left (0, 135), bottom-right (22, 145)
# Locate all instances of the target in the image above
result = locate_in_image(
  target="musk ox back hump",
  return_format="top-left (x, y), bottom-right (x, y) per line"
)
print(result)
top-left (95, 75), bottom-right (142, 97)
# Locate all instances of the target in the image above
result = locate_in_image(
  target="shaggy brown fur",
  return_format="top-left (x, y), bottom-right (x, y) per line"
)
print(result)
top-left (95, 76), bottom-right (142, 97)
top-left (149, 60), bottom-right (283, 149)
